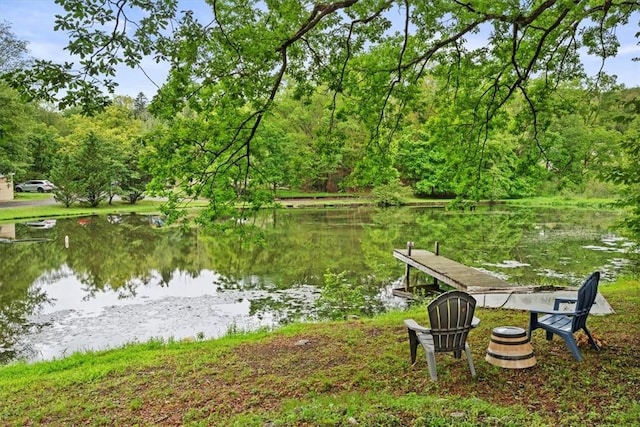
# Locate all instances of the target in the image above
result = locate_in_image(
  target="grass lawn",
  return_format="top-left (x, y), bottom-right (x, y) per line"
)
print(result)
top-left (0, 198), bottom-right (210, 223)
top-left (0, 279), bottom-right (638, 426)
top-left (1, 191), bottom-right (621, 224)
top-left (13, 193), bottom-right (53, 201)
top-left (503, 196), bottom-right (618, 209)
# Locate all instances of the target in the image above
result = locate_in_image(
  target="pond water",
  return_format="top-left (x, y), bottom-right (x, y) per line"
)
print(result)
top-left (0, 205), bottom-right (636, 364)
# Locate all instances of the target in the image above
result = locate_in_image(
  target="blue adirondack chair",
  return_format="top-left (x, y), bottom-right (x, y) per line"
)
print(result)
top-left (527, 271), bottom-right (601, 361)
top-left (404, 290), bottom-right (479, 381)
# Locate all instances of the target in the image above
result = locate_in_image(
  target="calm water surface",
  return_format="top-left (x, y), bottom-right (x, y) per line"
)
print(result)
top-left (0, 205), bottom-right (635, 364)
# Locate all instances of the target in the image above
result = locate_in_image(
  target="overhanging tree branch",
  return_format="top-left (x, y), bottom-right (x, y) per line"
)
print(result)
top-left (4, 0), bottom-right (639, 216)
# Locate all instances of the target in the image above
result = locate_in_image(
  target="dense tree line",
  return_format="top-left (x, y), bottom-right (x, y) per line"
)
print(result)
top-left (2, 71), bottom-right (637, 209)
top-left (0, 84), bottom-right (153, 206)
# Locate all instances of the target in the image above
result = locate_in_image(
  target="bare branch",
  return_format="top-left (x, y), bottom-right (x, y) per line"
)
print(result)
top-left (276, 0), bottom-right (360, 53)
top-left (330, 1), bottom-right (393, 130)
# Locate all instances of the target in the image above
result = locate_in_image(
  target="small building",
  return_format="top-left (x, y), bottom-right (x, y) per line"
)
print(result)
top-left (0, 175), bottom-right (14, 201)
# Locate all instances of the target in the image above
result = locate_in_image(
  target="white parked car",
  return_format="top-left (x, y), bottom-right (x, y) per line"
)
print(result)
top-left (14, 180), bottom-right (56, 193)
top-left (24, 219), bottom-right (57, 229)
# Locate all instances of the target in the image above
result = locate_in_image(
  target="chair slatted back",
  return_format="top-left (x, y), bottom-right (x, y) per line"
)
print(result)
top-left (428, 291), bottom-right (476, 353)
top-left (573, 271), bottom-right (600, 331)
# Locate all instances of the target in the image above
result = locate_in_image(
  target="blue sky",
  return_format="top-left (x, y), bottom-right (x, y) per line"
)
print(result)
top-left (1, 0), bottom-right (638, 99)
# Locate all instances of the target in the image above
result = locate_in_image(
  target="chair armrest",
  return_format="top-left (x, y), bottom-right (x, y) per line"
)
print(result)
top-left (472, 316), bottom-right (481, 328)
top-left (404, 319), bottom-right (431, 333)
top-left (530, 308), bottom-right (576, 317)
top-left (553, 297), bottom-right (577, 310)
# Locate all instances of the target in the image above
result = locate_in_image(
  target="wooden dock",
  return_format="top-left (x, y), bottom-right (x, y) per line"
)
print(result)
top-left (393, 248), bottom-right (512, 295)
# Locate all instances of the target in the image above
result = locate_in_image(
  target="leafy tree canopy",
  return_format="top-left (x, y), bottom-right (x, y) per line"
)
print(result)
top-left (0, 84), bottom-right (35, 177)
top-left (0, 23), bottom-right (34, 177)
top-left (0, 21), bottom-right (31, 74)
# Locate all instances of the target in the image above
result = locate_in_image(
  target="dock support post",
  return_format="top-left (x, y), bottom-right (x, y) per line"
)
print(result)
top-left (404, 241), bottom-right (414, 291)
top-left (433, 241), bottom-right (439, 287)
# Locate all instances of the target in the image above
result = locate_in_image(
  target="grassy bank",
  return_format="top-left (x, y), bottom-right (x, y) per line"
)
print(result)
top-left (1, 193), bottom-right (619, 223)
top-left (503, 196), bottom-right (618, 209)
top-left (0, 198), bottom-right (209, 223)
top-left (1, 280), bottom-right (638, 426)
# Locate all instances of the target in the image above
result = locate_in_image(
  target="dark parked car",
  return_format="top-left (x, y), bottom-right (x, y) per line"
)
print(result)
top-left (14, 180), bottom-right (56, 193)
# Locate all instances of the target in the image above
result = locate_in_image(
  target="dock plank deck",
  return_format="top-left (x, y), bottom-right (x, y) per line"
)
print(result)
top-left (393, 249), bottom-right (512, 291)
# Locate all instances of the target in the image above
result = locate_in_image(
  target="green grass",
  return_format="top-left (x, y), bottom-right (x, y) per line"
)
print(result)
top-left (1, 279), bottom-right (638, 426)
top-left (13, 192), bottom-right (53, 201)
top-left (503, 196), bottom-right (618, 209)
top-left (0, 199), bottom-right (210, 223)
top-left (2, 192), bottom-right (622, 224)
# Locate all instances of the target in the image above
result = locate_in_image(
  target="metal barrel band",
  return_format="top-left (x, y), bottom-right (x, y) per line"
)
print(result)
top-left (486, 351), bottom-right (536, 361)
top-left (491, 337), bottom-right (529, 345)
top-left (491, 330), bottom-right (527, 339)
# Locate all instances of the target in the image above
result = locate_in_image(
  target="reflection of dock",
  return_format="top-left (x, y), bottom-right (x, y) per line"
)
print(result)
top-left (393, 247), bottom-right (512, 296)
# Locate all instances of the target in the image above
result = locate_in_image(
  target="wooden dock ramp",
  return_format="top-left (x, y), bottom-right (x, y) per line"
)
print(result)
top-left (393, 248), bottom-right (512, 295)
top-left (393, 247), bottom-right (615, 314)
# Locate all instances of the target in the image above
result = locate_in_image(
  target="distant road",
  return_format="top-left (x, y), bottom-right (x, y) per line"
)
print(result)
top-left (0, 196), bottom-right (57, 209)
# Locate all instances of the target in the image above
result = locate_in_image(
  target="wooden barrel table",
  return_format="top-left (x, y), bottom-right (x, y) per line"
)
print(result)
top-left (485, 326), bottom-right (536, 369)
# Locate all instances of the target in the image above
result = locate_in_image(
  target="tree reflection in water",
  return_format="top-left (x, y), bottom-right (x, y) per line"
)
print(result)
top-left (0, 206), bottom-right (635, 364)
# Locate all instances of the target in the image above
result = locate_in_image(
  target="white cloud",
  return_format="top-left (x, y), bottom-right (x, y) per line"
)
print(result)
top-left (618, 42), bottom-right (640, 56)
top-left (27, 40), bottom-right (73, 62)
